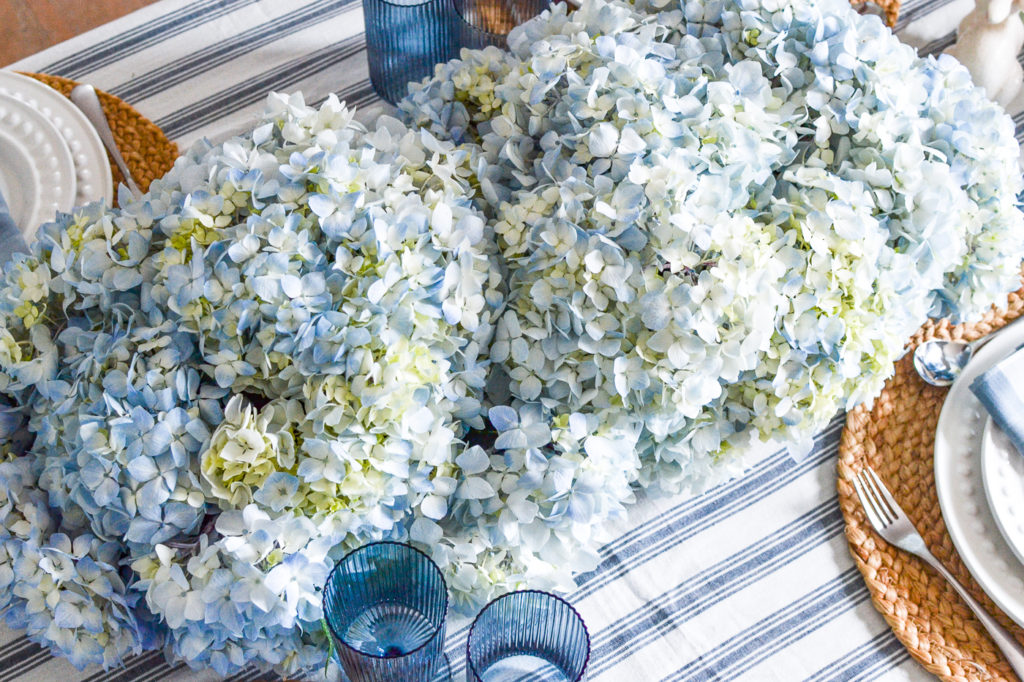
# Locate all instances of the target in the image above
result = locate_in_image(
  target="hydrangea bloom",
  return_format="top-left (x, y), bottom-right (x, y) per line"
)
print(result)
top-left (401, 0), bottom-right (1024, 491)
top-left (0, 93), bottom-right (503, 674)
top-left (413, 403), bottom-right (642, 613)
top-left (0, 0), bottom-right (1020, 675)
top-left (131, 506), bottom-right (341, 675)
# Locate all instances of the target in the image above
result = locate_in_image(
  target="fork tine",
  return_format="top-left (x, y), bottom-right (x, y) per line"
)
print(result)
top-left (852, 470), bottom-right (887, 530)
top-left (857, 468), bottom-right (893, 526)
top-left (862, 466), bottom-right (901, 522)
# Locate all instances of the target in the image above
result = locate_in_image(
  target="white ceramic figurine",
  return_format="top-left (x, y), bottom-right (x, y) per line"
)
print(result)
top-left (947, 0), bottom-right (1024, 108)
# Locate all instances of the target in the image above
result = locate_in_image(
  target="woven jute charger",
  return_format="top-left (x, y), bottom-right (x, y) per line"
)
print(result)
top-left (839, 285), bottom-right (1024, 681)
top-left (21, 73), bottom-right (177, 205)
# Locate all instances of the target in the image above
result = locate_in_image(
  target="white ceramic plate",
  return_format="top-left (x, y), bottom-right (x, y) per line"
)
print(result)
top-left (981, 417), bottom-right (1024, 568)
top-left (0, 92), bottom-right (76, 236)
top-left (0, 71), bottom-right (113, 208)
top-left (0, 126), bottom-right (42, 232)
top-left (935, 322), bottom-right (1024, 628)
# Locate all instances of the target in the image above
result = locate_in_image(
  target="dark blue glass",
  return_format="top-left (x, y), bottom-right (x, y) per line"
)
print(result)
top-left (323, 542), bottom-right (450, 682)
top-left (363, 0), bottom-right (457, 105)
top-left (452, 0), bottom-right (550, 49)
top-left (466, 590), bottom-right (590, 681)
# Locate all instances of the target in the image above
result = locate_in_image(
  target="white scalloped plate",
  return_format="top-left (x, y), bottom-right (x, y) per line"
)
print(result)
top-left (935, 323), bottom-right (1024, 628)
top-left (0, 71), bottom-right (113, 208)
top-left (0, 126), bottom-right (42, 232)
top-left (0, 92), bottom-right (76, 236)
top-left (981, 417), bottom-right (1024, 568)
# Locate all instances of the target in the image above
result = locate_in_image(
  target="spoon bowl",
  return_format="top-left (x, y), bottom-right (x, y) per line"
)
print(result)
top-left (913, 339), bottom-right (973, 387)
top-left (912, 316), bottom-right (1024, 387)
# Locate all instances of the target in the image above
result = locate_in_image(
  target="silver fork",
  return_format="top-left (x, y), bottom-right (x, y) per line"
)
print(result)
top-left (853, 467), bottom-right (1024, 676)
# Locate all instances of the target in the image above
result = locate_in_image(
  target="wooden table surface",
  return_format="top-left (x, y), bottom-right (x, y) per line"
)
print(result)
top-left (0, 0), bottom-right (161, 67)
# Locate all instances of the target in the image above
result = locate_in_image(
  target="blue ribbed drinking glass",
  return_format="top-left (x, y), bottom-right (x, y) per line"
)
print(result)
top-left (362, 0), bottom-right (457, 105)
top-left (452, 0), bottom-right (549, 49)
top-left (466, 590), bottom-right (590, 681)
top-left (323, 542), bottom-right (450, 682)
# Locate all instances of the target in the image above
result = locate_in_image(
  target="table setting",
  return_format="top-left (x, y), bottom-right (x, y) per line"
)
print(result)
top-left (2, 0), bottom-right (1024, 680)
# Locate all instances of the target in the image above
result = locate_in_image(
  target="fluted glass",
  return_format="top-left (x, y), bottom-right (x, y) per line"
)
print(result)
top-left (323, 542), bottom-right (449, 682)
top-left (452, 0), bottom-right (549, 49)
top-left (466, 590), bottom-right (590, 682)
top-left (363, 0), bottom-right (456, 104)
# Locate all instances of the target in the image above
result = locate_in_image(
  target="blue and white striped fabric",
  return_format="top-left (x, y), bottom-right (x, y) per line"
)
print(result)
top-left (971, 349), bottom-right (1024, 457)
top-left (6, 0), bottom-right (1019, 679)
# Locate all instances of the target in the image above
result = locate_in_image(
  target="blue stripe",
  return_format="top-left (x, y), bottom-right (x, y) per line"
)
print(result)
top-left (804, 630), bottom-right (911, 682)
top-left (448, 496), bottom-right (843, 679)
top-left (446, 417), bottom-right (843, 662)
top-left (155, 37), bottom-right (367, 139)
top-left (666, 568), bottom-right (869, 681)
top-left (895, 0), bottom-right (958, 29)
top-left (82, 652), bottom-right (166, 682)
top-left (309, 79), bottom-right (379, 112)
top-left (444, 424), bottom-right (844, 670)
top-left (572, 420), bottom-right (842, 600)
top-left (590, 499), bottom-right (842, 650)
top-left (133, 661), bottom-right (192, 682)
top-left (593, 447), bottom-right (788, 559)
top-left (42, 0), bottom-right (262, 79)
top-left (803, 631), bottom-right (889, 681)
top-left (585, 499), bottom-right (846, 678)
top-left (0, 639), bottom-right (54, 682)
top-left (919, 32), bottom-right (956, 57)
top-left (110, 0), bottom-right (358, 103)
top-left (595, 415), bottom-right (843, 560)
top-left (344, 80), bottom-right (382, 109)
top-left (848, 644), bottom-right (912, 682)
top-left (223, 666), bottom-right (281, 682)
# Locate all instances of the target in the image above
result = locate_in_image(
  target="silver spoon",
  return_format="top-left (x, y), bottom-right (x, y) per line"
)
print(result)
top-left (913, 315), bottom-right (1024, 386)
top-left (69, 84), bottom-right (142, 198)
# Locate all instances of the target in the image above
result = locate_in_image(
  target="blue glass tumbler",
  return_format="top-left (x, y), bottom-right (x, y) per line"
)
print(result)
top-left (452, 0), bottom-right (550, 49)
top-left (362, 0), bottom-right (457, 105)
top-left (323, 542), bottom-right (450, 682)
top-left (466, 590), bottom-right (590, 681)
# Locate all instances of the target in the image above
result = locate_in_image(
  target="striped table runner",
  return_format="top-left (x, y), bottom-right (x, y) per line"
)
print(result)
top-left (7, 0), bottom-right (1018, 678)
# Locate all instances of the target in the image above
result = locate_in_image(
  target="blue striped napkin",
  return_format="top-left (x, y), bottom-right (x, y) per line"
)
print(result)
top-left (970, 348), bottom-right (1024, 457)
top-left (0, 190), bottom-right (28, 267)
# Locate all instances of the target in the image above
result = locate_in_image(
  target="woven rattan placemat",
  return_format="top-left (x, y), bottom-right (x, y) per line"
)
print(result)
top-left (23, 73), bottom-right (177, 206)
top-left (839, 289), bottom-right (1024, 680)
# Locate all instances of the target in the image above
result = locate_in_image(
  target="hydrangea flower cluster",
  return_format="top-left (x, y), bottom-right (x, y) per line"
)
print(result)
top-left (401, 0), bottom-right (1024, 490)
top-left (0, 0), bottom-right (1020, 675)
top-left (0, 93), bottom-right (504, 674)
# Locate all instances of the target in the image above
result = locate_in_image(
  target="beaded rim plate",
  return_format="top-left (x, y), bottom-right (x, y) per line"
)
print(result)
top-left (0, 124), bottom-right (42, 233)
top-left (0, 92), bottom-right (76, 236)
top-left (934, 320), bottom-right (1024, 629)
top-left (981, 417), bottom-right (1024, 570)
top-left (0, 70), bottom-right (113, 208)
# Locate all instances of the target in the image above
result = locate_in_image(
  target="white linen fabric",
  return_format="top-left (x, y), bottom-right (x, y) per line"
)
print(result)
top-left (6, 0), bottom-right (1020, 679)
